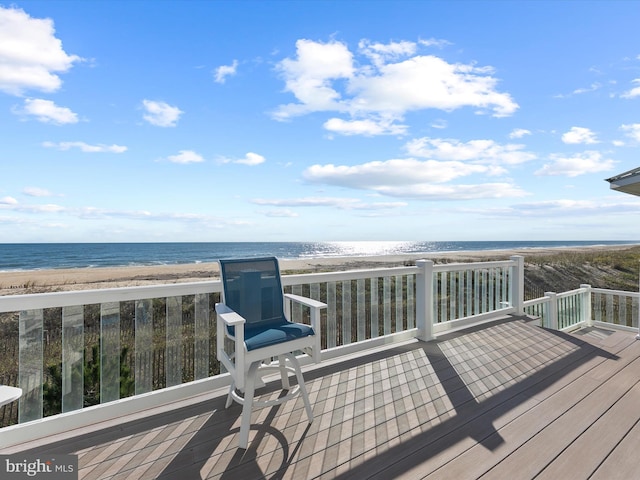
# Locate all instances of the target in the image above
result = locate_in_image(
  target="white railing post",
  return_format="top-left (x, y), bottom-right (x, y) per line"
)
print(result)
top-left (416, 260), bottom-right (434, 341)
top-left (580, 284), bottom-right (592, 327)
top-left (545, 292), bottom-right (559, 330)
top-left (510, 255), bottom-right (525, 315)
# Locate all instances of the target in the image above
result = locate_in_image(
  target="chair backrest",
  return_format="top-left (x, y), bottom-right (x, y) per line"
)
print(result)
top-left (218, 257), bottom-right (286, 329)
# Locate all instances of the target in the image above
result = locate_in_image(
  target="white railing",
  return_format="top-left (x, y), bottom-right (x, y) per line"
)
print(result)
top-left (523, 284), bottom-right (591, 331)
top-left (591, 287), bottom-right (640, 333)
top-left (0, 256), bottom-right (523, 446)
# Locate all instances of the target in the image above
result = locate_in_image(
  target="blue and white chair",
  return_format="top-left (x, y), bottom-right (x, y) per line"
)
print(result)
top-left (215, 257), bottom-right (326, 449)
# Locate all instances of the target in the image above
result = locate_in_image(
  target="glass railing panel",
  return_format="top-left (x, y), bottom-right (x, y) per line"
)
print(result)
top-left (396, 275), bottom-right (403, 333)
top-left (383, 276), bottom-right (391, 335)
top-left (100, 302), bottom-right (121, 403)
top-left (62, 305), bottom-right (84, 412)
top-left (325, 281), bottom-right (336, 349)
top-left (357, 279), bottom-right (366, 342)
top-left (370, 277), bottom-right (379, 338)
top-left (135, 299), bottom-right (153, 394)
top-left (194, 293), bottom-right (210, 380)
top-left (407, 275), bottom-right (415, 329)
top-left (18, 309), bottom-right (43, 423)
top-left (342, 280), bottom-right (352, 345)
top-left (166, 296), bottom-right (183, 388)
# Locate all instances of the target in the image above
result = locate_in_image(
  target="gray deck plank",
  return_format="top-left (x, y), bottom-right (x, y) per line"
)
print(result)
top-left (479, 343), bottom-right (640, 479)
top-left (536, 376), bottom-right (640, 480)
top-left (5, 319), bottom-right (640, 480)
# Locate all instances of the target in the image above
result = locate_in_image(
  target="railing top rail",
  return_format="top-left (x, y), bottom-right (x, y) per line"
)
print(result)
top-left (432, 259), bottom-right (517, 273)
top-left (556, 287), bottom-right (589, 298)
top-left (0, 258), bottom-right (519, 313)
top-left (591, 287), bottom-right (640, 297)
top-left (282, 265), bottom-right (418, 285)
top-left (0, 280), bottom-right (221, 313)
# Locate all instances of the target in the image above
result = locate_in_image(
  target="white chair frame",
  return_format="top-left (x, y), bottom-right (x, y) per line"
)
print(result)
top-left (216, 291), bottom-right (326, 449)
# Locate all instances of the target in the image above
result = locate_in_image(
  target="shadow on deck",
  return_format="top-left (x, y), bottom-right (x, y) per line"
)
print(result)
top-left (10, 316), bottom-right (640, 480)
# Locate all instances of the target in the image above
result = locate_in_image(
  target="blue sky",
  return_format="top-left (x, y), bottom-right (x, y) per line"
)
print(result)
top-left (2, 1), bottom-right (640, 243)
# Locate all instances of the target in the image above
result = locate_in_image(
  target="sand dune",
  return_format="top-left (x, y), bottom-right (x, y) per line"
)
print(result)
top-left (0, 244), bottom-right (638, 296)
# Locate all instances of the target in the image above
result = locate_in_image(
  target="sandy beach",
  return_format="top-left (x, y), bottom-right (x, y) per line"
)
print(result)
top-left (1, 244), bottom-right (639, 296)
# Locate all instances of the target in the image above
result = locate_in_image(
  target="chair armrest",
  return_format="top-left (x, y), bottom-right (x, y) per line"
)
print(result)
top-left (215, 303), bottom-right (246, 326)
top-left (284, 294), bottom-right (325, 363)
top-left (284, 293), bottom-right (327, 310)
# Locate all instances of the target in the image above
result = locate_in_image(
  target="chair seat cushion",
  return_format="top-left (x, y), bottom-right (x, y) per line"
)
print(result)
top-left (242, 321), bottom-right (315, 351)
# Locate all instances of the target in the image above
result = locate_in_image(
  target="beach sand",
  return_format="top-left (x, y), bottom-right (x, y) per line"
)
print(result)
top-left (1, 244), bottom-right (639, 296)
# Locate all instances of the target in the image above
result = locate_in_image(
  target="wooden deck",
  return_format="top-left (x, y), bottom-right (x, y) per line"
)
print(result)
top-left (5, 316), bottom-right (640, 479)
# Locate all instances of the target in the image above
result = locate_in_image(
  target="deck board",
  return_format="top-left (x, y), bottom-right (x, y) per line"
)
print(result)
top-left (4, 318), bottom-right (640, 480)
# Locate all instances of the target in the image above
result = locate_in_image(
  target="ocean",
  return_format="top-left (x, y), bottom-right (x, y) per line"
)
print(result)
top-left (0, 241), bottom-right (637, 272)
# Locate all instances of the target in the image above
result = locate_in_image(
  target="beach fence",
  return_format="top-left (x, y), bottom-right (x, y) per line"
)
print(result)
top-left (5, 255), bottom-right (631, 433)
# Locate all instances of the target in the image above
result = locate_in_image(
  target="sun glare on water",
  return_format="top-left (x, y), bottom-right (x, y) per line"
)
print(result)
top-left (323, 241), bottom-right (423, 257)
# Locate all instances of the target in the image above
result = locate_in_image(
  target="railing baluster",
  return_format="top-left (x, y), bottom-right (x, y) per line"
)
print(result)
top-left (395, 275), bottom-right (403, 333)
top-left (194, 293), bottom-right (210, 380)
top-left (327, 281), bottom-right (337, 348)
top-left (18, 309), bottom-right (43, 422)
top-left (100, 302), bottom-right (121, 403)
top-left (383, 276), bottom-right (391, 334)
top-left (342, 280), bottom-right (352, 345)
top-left (439, 272), bottom-right (447, 323)
top-left (166, 296), bottom-right (183, 388)
top-left (465, 270), bottom-right (472, 317)
top-left (357, 278), bottom-right (366, 341)
top-left (449, 272), bottom-right (456, 321)
top-left (407, 275), bottom-right (414, 329)
top-left (370, 278), bottom-right (379, 338)
top-left (606, 294), bottom-right (614, 324)
top-left (292, 284), bottom-right (303, 322)
top-left (135, 299), bottom-right (153, 394)
top-left (457, 271), bottom-right (464, 319)
top-left (62, 305), bottom-right (84, 412)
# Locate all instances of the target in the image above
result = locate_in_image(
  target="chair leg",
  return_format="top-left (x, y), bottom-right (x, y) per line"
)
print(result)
top-left (225, 380), bottom-right (235, 409)
top-left (238, 361), bottom-right (259, 449)
top-left (285, 353), bottom-right (313, 424)
top-left (279, 355), bottom-right (290, 390)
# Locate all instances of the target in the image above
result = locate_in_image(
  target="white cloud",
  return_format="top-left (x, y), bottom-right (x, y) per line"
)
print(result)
top-left (218, 152), bottom-right (265, 166)
top-left (509, 128), bottom-right (531, 139)
top-left (323, 117), bottom-right (407, 136)
top-left (358, 39), bottom-right (417, 67)
top-left (42, 141), bottom-right (127, 153)
top-left (273, 38), bottom-right (518, 134)
top-left (260, 209), bottom-right (299, 218)
top-left (16, 98), bottom-right (78, 124)
top-left (304, 158), bottom-right (493, 188)
top-left (573, 83), bottom-right (601, 95)
top-left (23, 187), bottom-right (56, 197)
top-left (418, 38), bottom-right (452, 48)
top-left (562, 126), bottom-right (598, 144)
top-left (214, 60), bottom-right (239, 84)
top-left (167, 150), bottom-right (204, 164)
top-left (621, 123), bottom-right (640, 142)
top-left (621, 79), bottom-right (640, 99)
top-left (274, 39), bottom-right (354, 119)
top-left (0, 196), bottom-right (18, 205)
top-left (535, 151), bottom-right (616, 177)
top-left (501, 199), bottom-right (640, 218)
top-left (0, 6), bottom-right (82, 95)
top-left (142, 100), bottom-right (183, 127)
top-left (252, 197), bottom-right (407, 210)
top-left (405, 137), bottom-right (536, 165)
top-left (375, 182), bottom-right (527, 200)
